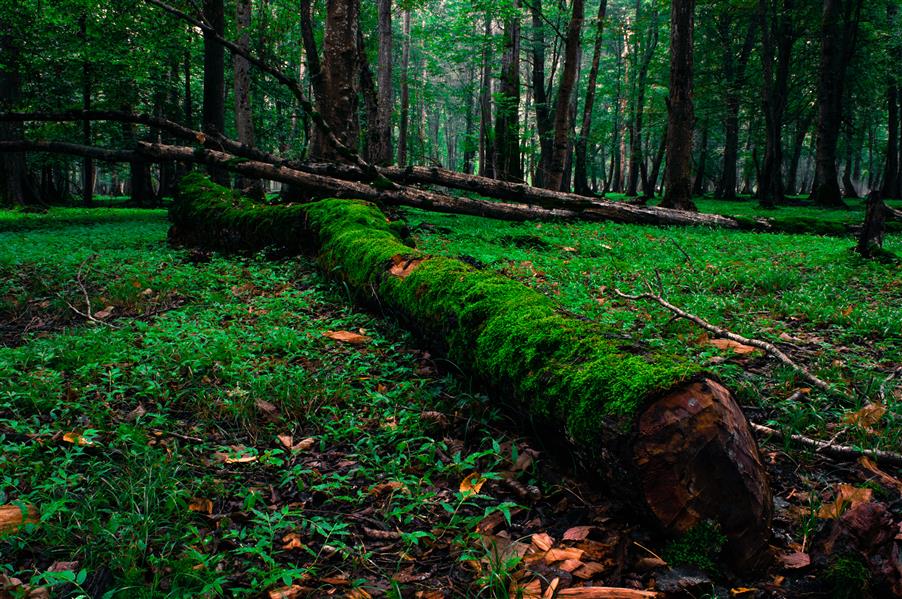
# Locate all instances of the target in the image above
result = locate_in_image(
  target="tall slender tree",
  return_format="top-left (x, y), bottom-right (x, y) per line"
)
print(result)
top-left (810, 0), bottom-right (863, 207)
top-left (398, 9), bottom-right (411, 165)
top-left (543, 0), bottom-right (584, 191)
top-left (202, 0), bottom-right (227, 185)
top-left (493, 1), bottom-right (522, 182)
top-left (234, 0), bottom-right (262, 197)
top-left (374, 0), bottom-right (393, 165)
top-left (574, 0), bottom-right (608, 196)
top-left (661, 0), bottom-right (696, 210)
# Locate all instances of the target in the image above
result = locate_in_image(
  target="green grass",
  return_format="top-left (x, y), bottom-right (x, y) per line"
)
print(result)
top-left (405, 207), bottom-right (902, 455)
top-left (0, 208), bottom-right (527, 597)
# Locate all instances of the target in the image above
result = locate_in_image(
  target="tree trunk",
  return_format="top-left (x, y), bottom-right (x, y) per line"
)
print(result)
top-left (646, 131), bottom-right (667, 199)
top-left (357, 27), bottom-right (381, 164)
top-left (882, 6), bottom-right (899, 199)
top-left (374, 0), bottom-right (393, 165)
top-left (531, 0), bottom-right (552, 187)
top-left (493, 2), bottom-right (522, 182)
top-left (310, 0), bottom-right (360, 162)
top-left (692, 118), bottom-right (709, 196)
top-left (716, 17), bottom-right (756, 200)
top-left (398, 10), bottom-right (411, 166)
top-left (80, 13), bottom-right (94, 206)
top-left (574, 0), bottom-right (608, 196)
top-left (202, 0), bottom-right (228, 185)
top-left (172, 175), bottom-right (774, 575)
top-left (661, 0), bottom-right (696, 211)
top-left (300, 0), bottom-right (325, 106)
top-left (626, 5), bottom-right (659, 198)
top-left (785, 112), bottom-right (812, 195)
top-left (478, 14), bottom-right (494, 178)
top-left (0, 11), bottom-right (27, 205)
top-left (463, 60), bottom-right (477, 175)
top-left (234, 0), bottom-right (262, 198)
top-left (544, 0), bottom-right (584, 192)
top-left (810, 0), bottom-right (862, 207)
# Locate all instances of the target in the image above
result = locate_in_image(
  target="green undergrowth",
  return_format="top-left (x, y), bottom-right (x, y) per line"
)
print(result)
top-left (0, 206), bottom-right (530, 597)
top-left (406, 207), bottom-right (902, 455)
top-left (0, 206), bottom-right (165, 233)
top-left (173, 176), bottom-right (702, 446)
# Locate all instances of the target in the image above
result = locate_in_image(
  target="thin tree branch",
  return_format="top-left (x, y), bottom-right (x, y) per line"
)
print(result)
top-left (613, 288), bottom-right (840, 395)
top-left (750, 422), bottom-right (902, 467)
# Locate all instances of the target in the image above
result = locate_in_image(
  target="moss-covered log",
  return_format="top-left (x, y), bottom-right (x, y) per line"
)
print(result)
top-left (170, 174), bottom-right (773, 572)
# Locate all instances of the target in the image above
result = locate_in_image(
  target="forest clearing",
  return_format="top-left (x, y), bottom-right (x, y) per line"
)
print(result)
top-left (1, 0), bottom-right (902, 597)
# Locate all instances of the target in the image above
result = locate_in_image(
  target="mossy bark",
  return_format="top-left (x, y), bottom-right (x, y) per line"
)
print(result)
top-left (170, 174), bottom-right (773, 572)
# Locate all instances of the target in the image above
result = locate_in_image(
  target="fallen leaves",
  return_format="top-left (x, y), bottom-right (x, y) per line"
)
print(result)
top-left (389, 255), bottom-right (424, 278)
top-left (0, 504), bottom-right (38, 534)
top-left (323, 330), bottom-right (371, 344)
top-left (61, 431), bottom-right (94, 446)
top-left (777, 550), bottom-right (811, 570)
top-left (708, 338), bottom-right (758, 355)
top-left (188, 497), bottom-right (213, 514)
top-left (212, 445), bottom-right (258, 464)
top-left (460, 472), bottom-right (486, 497)
top-left (276, 435), bottom-right (316, 452)
top-left (817, 484), bottom-right (873, 519)
top-left (843, 403), bottom-right (886, 431)
top-left (858, 456), bottom-right (902, 493)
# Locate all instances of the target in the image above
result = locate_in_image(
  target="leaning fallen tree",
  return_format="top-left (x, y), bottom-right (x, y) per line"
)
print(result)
top-left (170, 173), bottom-right (774, 573)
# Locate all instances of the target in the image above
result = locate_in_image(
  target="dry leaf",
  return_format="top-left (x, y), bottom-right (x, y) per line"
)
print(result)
top-left (282, 532), bottom-right (306, 550)
top-left (858, 456), bottom-right (902, 493)
top-left (777, 551), bottom-right (811, 570)
top-left (415, 592), bottom-right (445, 599)
top-left (542, 577), bottom-right (561, 599)
top-left (729, 589), bottom-right (757, 598)
top-left (212, 446), bottom-right (258, 464)
top-left (369, 481), bottom-right (407, 496)
top-left (323, 330), bottom-right (371, 344)
top-left (709, 338), bottom-right (757, 355)
top-left (188, 497), bottom-right (213, 514)
top-left (531, 532), bottom-right (554, 552)
top-left (572, 561), bottom-right (608, 579)
top-left (124, 404), bottom-right (146, 422)
top-left (268, 585), bottom-right (311, 599)
top-left (545, 547), bottom-right (584, 563)
top-left (292, 437), bottom-right (315, 452)
top-left (558, 558), bottom-right (585, 572)
top-left (0, 504), bottom-right (38, 534)
top-left (255, 398), bottom-right (279, 415)
top-left (277, 434), bottom-right (293, 449)
top-left (817, 484), bottom-right (873, 519)
top-left (562, 246), bottom-right (578, 253)
top-left (556, 588), bottom-right (658, 598)
top-left (562, 526), bottom-right (594, 541)
top-left (843, 403), bottom-right (886, 430)
top-left (511, 578), bottom-right (543, 599)
top-left (460, 472), bottom-right (486, 497)
top-left (62, 432), bottom-right (94, 446)
top-left (47, 562), bottom-right (78, 573)
top-left (345, 588), bottom-right (371, 598)
top-left (93, 306), bottom-right (115, 320)
top-left (512, 448), bottom-right (537, 472)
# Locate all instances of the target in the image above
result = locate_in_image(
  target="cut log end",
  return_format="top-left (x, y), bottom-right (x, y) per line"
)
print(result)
top-left (633, 378), bottom-right (773, 573)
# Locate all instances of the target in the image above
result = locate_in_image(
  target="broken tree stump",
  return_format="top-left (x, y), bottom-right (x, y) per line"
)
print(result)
top-left (169, 174), bottom-right (774, 572)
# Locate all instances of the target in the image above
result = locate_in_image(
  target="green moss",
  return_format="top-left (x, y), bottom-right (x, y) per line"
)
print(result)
top-left (662, 520), bottom-right (727, 573)
top-left (825, 554), bottom-right (870, 599)
top-left (171, 175), bottom-right (704, 449)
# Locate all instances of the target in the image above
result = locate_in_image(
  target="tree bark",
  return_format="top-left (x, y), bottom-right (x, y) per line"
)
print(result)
top-left (882, 5), bottom-right (899, 199)
top-left (716, 16), bottom-right (756, 200)
top-left (574, 0), bottom-right (608, 196)
top-left (478, 14), bottom-right (494, 179)
top-left (692, 118), bottom-right (709, 196)
top-left (757, 0), bottom-right (795, 208)
top-left (463, 59), bottom-right (477, 175)
top-left (493, 2), bottom-right (522, 182)
top-left (299, 0), bottom-right (325, 106)
top-left (357, 27), bottom-right (381, 164)
top-left (202, 0), bottom-right (228, 185)
top-left (626, 4), bottom-right (659, 198)
top-left (810, 0), bottom-right (862, 207)
top-left (531, 0), bottom-right (552, 187)
top-left (234, 0), bottom-right (262, 198)
top-left (661, 0), bottom-right (696, 211)
top-left (171, 176), bottom-right (774, 574)
top-left (374, 0), bottom-right (393, 165)
top-left (80, 13), bottom-right (94, 206)
top-left (310, 0), bottom-right (360, 162)
top-left (398, 10), bottom-right (411, 166)
top-left (0, 11), bottom-right (27, 205)
top-left (544, 0), bottom-right (584, 192)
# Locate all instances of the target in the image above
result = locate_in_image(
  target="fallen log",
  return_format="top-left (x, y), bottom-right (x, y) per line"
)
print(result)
top-left (169, 174), bottom-right (774, 572)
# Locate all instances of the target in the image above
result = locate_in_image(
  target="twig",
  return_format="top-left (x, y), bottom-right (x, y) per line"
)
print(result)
top-left (750, 422), bottom-right (902, 467)
top-left (614, 289), bottom-right (838, 395)
top-left (66, 254), bottom-right (118, 328)
top-left (876, 366), bottom-right (902, 404)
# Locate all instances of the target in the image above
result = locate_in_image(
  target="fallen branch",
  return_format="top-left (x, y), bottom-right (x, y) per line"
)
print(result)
top-left (64, 254), bottom-right (118, 328)
top-left (750, 422), bottom-right (902, 467)
top-left (613, 289), bottom-right (837, 395)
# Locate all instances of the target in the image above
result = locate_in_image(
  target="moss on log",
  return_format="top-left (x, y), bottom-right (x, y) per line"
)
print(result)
top-left (171, 174), bottom-right (773, 572)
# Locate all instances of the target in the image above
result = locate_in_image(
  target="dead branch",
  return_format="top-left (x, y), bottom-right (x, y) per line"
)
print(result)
top-left (750, 422), bottom-right (902, 467)
top-left (613, 289), bottom-right (838, 395)
top-left (64, 254), bottom-right (118, 328)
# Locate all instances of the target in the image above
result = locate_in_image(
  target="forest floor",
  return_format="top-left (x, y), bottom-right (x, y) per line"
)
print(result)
top-left (0, 200), bottom-right (900, 598)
